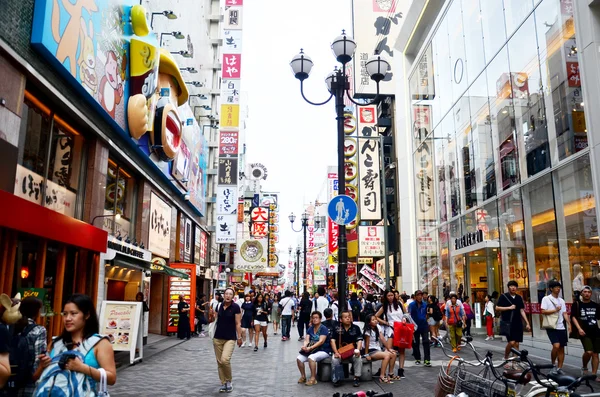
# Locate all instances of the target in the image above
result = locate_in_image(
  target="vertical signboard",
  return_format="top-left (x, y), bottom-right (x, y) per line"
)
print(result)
top-left (327, 169), bottom-right (339, 273)
top-left (357, 106), bottom-right (381, 220)
top-left (149, 193), bottom-right (172, 258)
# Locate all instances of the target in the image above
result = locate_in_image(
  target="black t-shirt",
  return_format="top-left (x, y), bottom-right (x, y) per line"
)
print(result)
top-left (214, 302), bottom-right (241, 340)
top-left (333, 323), bottom-right (364, 348)
top-left (497, 293), bottom-right (525, 323)
top-left (254, 302), bottom-right (269, 322)
top-left (178, 301), bottom-right (189, 317)
top-left (0, 325), bottom-right (9, 354)
top-left (573, 300), bottom-right (600, 337)
top-left (427, 303), bottom-right (443, 321)
top-left (299, 298), bottom-right (313, 315)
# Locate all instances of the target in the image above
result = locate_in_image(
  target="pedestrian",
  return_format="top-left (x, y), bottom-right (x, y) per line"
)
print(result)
top-left (462, 296), bottom-right (474, 337)
top-left (330, 292), bottom-right (340, 321)
top-left (13, 296), bottom-right (47, 396)
top-left (408, 290), bottom-right (431, 367)
top-left (445, 293), bottom-right (466, 353)
top-left (34, 294), bottom-right (117, 394)
top-left (375, 290), bottom-right (405, 379)
top-left (296, 311), bottom-right (331, 386)
top-left (271, 293), bottom-right (281, 335)
top-left (313, 286), bottom-right (330, 317)
top-left (279, 290), bottom-right (295, 341)
top-left (211, 292), bottom-right (222, 311)
top-left (177, 294), bottom-right (191, 340)
top-left (349, 293), bottom-right (363, 324)
top-left (331, 311), bottom-right (364, 388)
top-left (360, 293), bottom-right (377, 323)
top-left (195, 294), bottom-right (209, 336)
top-left (253, 293), bottom-right (270, 351)
top-left (484, 294), bottom-right (495, 340)
top-left (240, 294), bottom-right (254, 348)
top-left (496, 280), bottom-right (531, 365)
top-left (210, 287), bottom-right (243, 393)
top-left (358, 292), bottom-right (366, 307)
top-left (427, 295), bottom-right (443, 346)
top-left (322, 308), bottom-right (338, 335)
top-left (363, 314), bottom-right (397, 384)
top-left (541, 280), bottom-right (570, 375)
top-left (572, 285), bottom-right (600, 381)
top-left (297, 292), bottom-right (312, 341)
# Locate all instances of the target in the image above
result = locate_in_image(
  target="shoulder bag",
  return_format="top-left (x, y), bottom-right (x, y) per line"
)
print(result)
top-left (499, 294), bottom-right (514, 337)
top-left (208, 303), bottom-right (221, 339)
top-left (337, 326), bottom-right (355, 360)
top-left (541, 298), bottom-right (560, 330)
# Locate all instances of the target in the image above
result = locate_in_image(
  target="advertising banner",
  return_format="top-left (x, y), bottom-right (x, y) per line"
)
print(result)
top-left (415, 138), bottom-right (436, 222)
top-left (216, 214), bottom-right (237, 243)
top-left (219, 131), bottom-right (239, 156)
top-left (358, 225), bottom-right (385, 257)
top-left (236, 238), bottom-right (268, 272)
top-left (357, 106), bottom-right (381, 220)
top-left (222, 79), bottom-right (241, 105)
top-left (223, 30), bottom-right (243, 54)
top-left (327, 171), bottom-right (339, 273)
top-left (99, 301), bottom-right (143, 364)
top-left (359, 264), bottom-right (385, 290)
top-left (218, 158), bottom-right (238, 185)
top-left (216, 186), bottom-right (237, 214)
top-left (14, 165), bottom-right (76, 217)
top-left (148, 193), bottom-right (172, 258)
top-left (224, 6), bottom-right (243, 30)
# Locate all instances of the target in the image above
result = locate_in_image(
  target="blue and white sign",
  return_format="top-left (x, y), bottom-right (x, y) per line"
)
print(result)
top-left (328, 195), bottom-right (358, 226)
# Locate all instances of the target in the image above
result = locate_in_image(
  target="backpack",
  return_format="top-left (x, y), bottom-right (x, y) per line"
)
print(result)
top-left (350, 301), bottom-right (362, 322)
top-left (5, 323), bottom-right (38, 391)
top-left (33, 334), bottom-right (106, 397)
top-left (360, 301), bottom-right (375, 323)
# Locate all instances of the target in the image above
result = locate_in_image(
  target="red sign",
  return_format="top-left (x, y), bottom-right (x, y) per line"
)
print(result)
top-left (219, 131), bottom-right (239, 155)
top-left (567, 62), bottom-right (580, 87)
top-left (251, 222), bottom-right (268, 238)
top-left (222, 54), bottom-right (241, 78)
top-left (225, 0), bottom-right (243, 5)
top-left (329, 219), bottom-right (339, 254)
top-left (251, 207), bottom-right (268, 222)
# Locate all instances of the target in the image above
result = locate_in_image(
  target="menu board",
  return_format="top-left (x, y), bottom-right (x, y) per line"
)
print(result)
top-left (168, 267), bottom-right (192, 333)
top-left (99, 301), bottom-right (143, 364)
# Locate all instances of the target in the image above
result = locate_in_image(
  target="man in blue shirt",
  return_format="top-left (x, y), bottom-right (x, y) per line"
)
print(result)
top-left (408, 290), bottom-right (431, 367)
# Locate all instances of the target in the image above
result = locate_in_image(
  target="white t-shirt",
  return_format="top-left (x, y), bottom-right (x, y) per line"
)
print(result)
top-left (210, 299), bottom-right (220, 311)
top-left (364, 326), bottom-right (384, 351)
top-left (314, 297), bottom-right (330, 317)
top-left (541, 295), bottom-right (567, 330)
top-left (279, 297), bottom-right (295, 315)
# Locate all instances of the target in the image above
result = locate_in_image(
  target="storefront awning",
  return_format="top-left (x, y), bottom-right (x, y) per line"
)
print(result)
top-left (150, 262), bottom-right (189, 279)
top-left (110, 255), bottom-right (150, 272)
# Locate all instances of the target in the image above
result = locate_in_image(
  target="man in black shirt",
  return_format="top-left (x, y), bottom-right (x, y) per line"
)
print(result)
top-left (322, 308), bottom-right (338, 337)
top-left (496, 280), bottom-right (531, 361)
top-left (572, 285), bottom-right (600, 381)
top-left (331, 311), bottom-right (364, 387)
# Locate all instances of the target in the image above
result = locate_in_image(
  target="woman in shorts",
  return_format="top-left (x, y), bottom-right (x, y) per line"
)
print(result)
top-left (270, 293), bottom-right (281, 335)
top-left (363, 314), bottom-right (397, 383)
top-left (253, 293), bottom-right (270, 351)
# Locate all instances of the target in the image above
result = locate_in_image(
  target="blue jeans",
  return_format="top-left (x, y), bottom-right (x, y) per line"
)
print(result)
top-left (281, 315), bottom-right (292, 338)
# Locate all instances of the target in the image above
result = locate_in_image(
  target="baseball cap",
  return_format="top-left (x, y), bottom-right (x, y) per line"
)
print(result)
top-left (582, 285), bottom-right (592, 292)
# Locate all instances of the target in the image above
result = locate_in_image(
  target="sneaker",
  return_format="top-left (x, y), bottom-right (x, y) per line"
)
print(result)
top-left (415, 360), bottom-right (421, 365)
top-left (549, 367), bottom-right (558, 375)
top-left (353, 378), bottom-right (360, 387)
top-left (241, 342), bottom-right (246, 348)
top-left (264, 342), bottom-right (267, 348)
top-left (253, 346), bottom-right (258, 352)
top-left (219, 385), bottom-right (227, 393)
top-left (398, 368), bottom-right (405, 378)
top-left (424, 360), bottom-right (432, 367)
top-left (226, 382), bottom-right (233, 393)
top-left (298, 336), bottom-right (304, 341)
top-left (556, 368), bottom-right (565, 375)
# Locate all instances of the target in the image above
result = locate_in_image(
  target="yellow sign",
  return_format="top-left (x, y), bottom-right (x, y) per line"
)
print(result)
top-left (358, 257), bottom-right (373, 264)
top-left (220, 104), bottom-right (240, 128)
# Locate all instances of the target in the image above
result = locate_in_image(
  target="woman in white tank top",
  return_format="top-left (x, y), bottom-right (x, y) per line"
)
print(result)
top-left (375, 290), bottom-right (407, 379)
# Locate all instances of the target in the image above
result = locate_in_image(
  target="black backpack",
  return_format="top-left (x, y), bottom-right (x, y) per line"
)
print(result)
top-left (360, 301), bottom-right (375, 323)
top-left (350, 301), bottom-right (362, 322)
top-left (6, 323), bottom-right (37, 391)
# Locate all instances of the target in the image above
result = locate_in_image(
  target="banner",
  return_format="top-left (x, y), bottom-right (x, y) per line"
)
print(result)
top-left (236, 238), bottom-right (268, 272)
top-left (327, 170), bottom-right (339, 273)
top-left (216, 214), bottom-right (237, 243)
top-left (216, 186), bottom-right (237, 215)
top-left (358, 225), bottom-right (385, 257)
top-left (148, 193), bottom-right (172, 258)
top-left (357, 106), bottom-right (381, 220)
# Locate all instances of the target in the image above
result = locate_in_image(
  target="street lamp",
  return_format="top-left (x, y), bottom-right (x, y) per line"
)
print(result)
top-left (150, 10), bottom-right (177, 29)
top-left (159, 31), bottom-right (185, 47)
top-left (290, 211), bottom-right (321, 293)
top-left (290, 30), bottom-right (390, 310)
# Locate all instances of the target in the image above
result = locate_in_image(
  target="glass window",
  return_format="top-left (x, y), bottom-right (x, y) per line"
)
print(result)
top-left (555, 155), bottom-right (599, 301)
top-left (461, 0), bottom-right (486, 85)
top-left (104, 159), bottom-right (137, 238)
top-left (17, 100), bottom-right (52, 176)
top-left (443, 112), bottom-right (462, 218)
top-left (508, 14), bottom-right (551, 178)
top-left (434, 126), bottom-right (449, 223)
top-left (48, 126), bottom-right (85, 194)
top-left (498, 190), bottom-right (529, 291)
top-left (447, 0), bottom-right (468, 104)
top-left (418, 230), bottom-right (438, 293)
top-left (487, 47), bottom-right (520, 191)
top-left (455, 98), bottom-right (476, 210)
top-left (414, 138), bottom-right (436, 231)
top-left (439, 225), bottom-right (450, 298)
top-left (524, 173), bottom-right (560, 304)
top-left (503, 0), bottom-right (535, 38)
top-left (432, 17), bottom-right (453, 120)
top-left (534, 0), bottom-right (586, 161)
top-left (450, 218), bottom-right (464, 292)
top-left (481, 0), bottom-right (507, 63)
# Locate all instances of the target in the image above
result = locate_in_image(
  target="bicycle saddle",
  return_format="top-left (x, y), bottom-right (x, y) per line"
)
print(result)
top-left (503, 370), bottom-right (532, 385)
top-left (548, 373), bottom-right (577, 387)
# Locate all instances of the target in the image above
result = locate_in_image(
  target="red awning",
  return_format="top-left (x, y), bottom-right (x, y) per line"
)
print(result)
top-left (0, 190), bottom-right (107, 252)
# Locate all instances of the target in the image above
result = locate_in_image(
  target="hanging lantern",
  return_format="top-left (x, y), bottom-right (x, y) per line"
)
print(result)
top-left (21, 266), bottom-right (30, 279)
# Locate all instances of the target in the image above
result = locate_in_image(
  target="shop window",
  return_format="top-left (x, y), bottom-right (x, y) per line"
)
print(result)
top-left (481, 0), bottom-right (507, 64)
top-left (534, 0), bottom-right (586, 161)
top-left (508, 14), bottom-right (551, 179)
top-left (503, 0), bottom-right (535, 38)
top-left (455, 101), bottom-right (476, 210)
top-left (414, 139), bottom-right (436, 231)
top-left (524, 173), bottom-right (560, 304)
top-left (434, 129), bottom-right (449, 223)
top-left (461, 0), bottom-right (486, 86)
top-left (16, 95), bottom-right (85, 218)
top-left (103, 159), bottom-right (136, 239)
top-left (498, 190), bottom-right (529, 292)
top-left (447, 0), bottom-right (468, 104)
top-left (555, 156), bottom-right (599, 301)
top-left (443, 114), bottom-right (462, 218)
top-left (417, 230), bottom-right (438, 294)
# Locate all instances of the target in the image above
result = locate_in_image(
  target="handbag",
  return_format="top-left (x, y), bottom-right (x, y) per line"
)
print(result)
top-left (299, 341), bottom-right (316, 356)
top-left (208, 303), bottom-right (221, 339)
top-left (98, 368), bottom-right (110, 397)
top-left (332, 361), bottom-right (345, 383)
top-left (393, 321), bottom-right (415, 349)
top-left (542, 298), bottom-right (560, 330)
top-left (336, 326), bottom-right (355, 360)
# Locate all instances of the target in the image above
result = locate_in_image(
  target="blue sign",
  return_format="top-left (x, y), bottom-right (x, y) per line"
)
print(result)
top-left (328, 195), bottom-right (358, 226)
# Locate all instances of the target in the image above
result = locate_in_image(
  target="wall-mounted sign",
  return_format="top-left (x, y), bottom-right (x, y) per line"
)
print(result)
top-left (358, 226), bottom-right (385, 257)
top-left (220, 104), bottom-right (240, 128)
top-left (358, 257), bottom-right (374, 264)
top-left (216, 214), bottom-right (237, 243)
top-left (219, 131), bottom-right (239, 156)
top-left (415, 139), bottom-right (435, 222)
top-left (218, 158), bottom-right (238, 185)
top-left (106, 235), bottom-right (151, 262)
top-left (236, 238), bottom-right (268, 272)
top-left (222, 54), bottom-right (242, 79)
top-left (14, 165), bottom-right (76, 218)
top-left (454, 229), bottom-right (484, 250)
top-left (248, 163), bottom-right (268, 180)
top-left (223, 29), bottom-right (243, 54)
top-left (224, 6), bottom-right (243, 30)
top-left (148, 193), bottom-right (172, 258)
top-left (357, 106), bottom-right (381, 220)
top-left (216, 186), bottom-right (237, 214)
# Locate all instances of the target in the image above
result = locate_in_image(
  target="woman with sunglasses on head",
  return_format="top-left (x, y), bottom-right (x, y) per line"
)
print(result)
top-left (34, 294), bottom-right (116, 394)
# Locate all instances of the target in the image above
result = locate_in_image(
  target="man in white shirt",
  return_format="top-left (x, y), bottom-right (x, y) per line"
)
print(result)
top-left (210, 292), bottom-right (222, 311)
top-left (313, 287), bottom-right (330, 317)
top-left (541, 280), bottom-right (571, 374)
top-left (279, 290), bottom-right (296, 341)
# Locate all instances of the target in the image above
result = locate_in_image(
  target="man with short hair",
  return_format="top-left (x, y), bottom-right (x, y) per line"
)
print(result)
top-left (331, 311), bottom-right (364, 388)
top-left (541, 280), bottom-right (570, 374)
top-left (314, 286), bottom-right (330, 317)
top-left (408, 290), bottom-right (431, 367)
top-left (322, 308), bottom-right (338, 336)
top-left (279, 290), bottom-right (295, 341)
top-left (296, 311), bottom-right (331, 386)
top-left (497, 280), bottom-right (531, 362)
top-left (572, 285), bottom-right (600, 381)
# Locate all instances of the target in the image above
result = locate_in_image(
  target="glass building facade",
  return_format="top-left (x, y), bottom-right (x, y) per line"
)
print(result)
top-left (408, 0), bottom-right (598, 334)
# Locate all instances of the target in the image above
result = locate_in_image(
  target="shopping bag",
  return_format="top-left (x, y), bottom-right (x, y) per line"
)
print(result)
top-left (332, 363), bottom-right (345, 383)
top-left (393, 321), bottom-right (415, 349)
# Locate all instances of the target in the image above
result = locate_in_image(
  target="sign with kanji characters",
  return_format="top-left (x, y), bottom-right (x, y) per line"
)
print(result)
top-left (567, 62), bottom-right (580, 87)
top-left (219, 131), bottom-right (239, 156)
top-left (216, 186), bottom-right (237, 214)
top-left (222, 54), bottom-right (242, 78)
top-left (358, 226), bottom-right (385, 257)
top-left (148, 193), bottom-right (172, 258)
top-left (251, 221), bottom-right (268, 238)
top-left (415, 138), bottom-right (435, 222)
top-left (220, 104), bottom-right (240, 128)
top-left (223, 30), bottom-right (243, 54)
top-left (218, 158), bottom-right (238, 185)
top-left (216, 214), bottom-right (237, 243)
top-left (358, 137), bottom-right (381, 220)
top-left (222, 79), bottom-right (240, 104)
top-left (224, 7), bottom-right (243, 30)
top-left (251, 207), bottom-right (269, 222)
top-left (327, 170), bottom-right (339, 266)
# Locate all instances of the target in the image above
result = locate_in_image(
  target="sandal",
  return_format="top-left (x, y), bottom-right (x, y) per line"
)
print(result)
top-left (297, 377), bottom-right (306, 384)
top-left (305, 379), bottom-right (318, 386)
top-left (388, 374), bottom-right (401, 380)
top-left (379, 377), bottom-right (393, 384)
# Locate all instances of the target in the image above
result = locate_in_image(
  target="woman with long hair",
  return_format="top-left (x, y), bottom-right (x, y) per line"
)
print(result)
top-left (484, 294), bottom-right (495, 340)
top-left (34, 294), bottom-right (117, 394)
top-left (363, 314), bottom-right (397, 384)
top-left (253, 293), bottom-right (270, 351)
top-left (297, 292), bottom-right (312, 341)
top-left (375, 290), bottom-right (406, 379)
top-left (270, 293), bottom-right (281, 335)
top-left (240, 294), bottom-right (254, 347)
top-left (427, 295), bottom-right (443, 346)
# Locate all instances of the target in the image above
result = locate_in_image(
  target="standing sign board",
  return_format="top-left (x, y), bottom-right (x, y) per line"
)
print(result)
top-left (99, 301), bottom-right (143, 365)
top-left (167, 263), bottom-right (196, 334)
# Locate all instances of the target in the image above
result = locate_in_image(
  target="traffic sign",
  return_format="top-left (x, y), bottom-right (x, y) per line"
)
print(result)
top-left (328, 195), bottom-right (358, 226)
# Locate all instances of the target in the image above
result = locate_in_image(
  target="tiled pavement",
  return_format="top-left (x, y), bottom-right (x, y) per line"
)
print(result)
top-left (108, 327), bottom-right (600, 397)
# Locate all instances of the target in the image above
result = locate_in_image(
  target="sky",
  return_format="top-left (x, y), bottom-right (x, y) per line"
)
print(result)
top-left (241, 1), bottom-right (353, 264)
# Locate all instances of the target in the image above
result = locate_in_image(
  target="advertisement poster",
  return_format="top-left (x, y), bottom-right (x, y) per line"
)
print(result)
top-left (167, 264), bottom-right (196, 333)
top-left (358, 225), bottom-right (385, 257)
top-left (148, 193), bottom-right (172, 258)
top-left (360, 264), bottom-right (385, 290)
top-left (99, 301), bottom-right (142, 364)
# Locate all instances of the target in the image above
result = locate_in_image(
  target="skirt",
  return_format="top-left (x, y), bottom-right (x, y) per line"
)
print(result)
top-left (241, 316), bottom-right (253, 329)
top-left (271, 309), bottom-right (281, 323)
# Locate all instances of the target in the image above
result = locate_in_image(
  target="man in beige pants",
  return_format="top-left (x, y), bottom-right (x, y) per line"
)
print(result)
top-left (210, 287), bottom-right (243, 393)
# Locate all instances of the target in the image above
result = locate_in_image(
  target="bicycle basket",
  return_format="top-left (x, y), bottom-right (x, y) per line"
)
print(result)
top-left (454, 367), bottom-right (508, 397)
top-left (434, 358), bottom-right (460, 397)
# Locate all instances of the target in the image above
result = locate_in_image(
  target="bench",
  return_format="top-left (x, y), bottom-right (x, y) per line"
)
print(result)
top-left (317, 357), bottom-right (372, 382)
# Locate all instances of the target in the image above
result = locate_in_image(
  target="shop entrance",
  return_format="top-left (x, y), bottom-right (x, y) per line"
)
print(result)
top-left (451, 242), bottom-right (501, 330)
